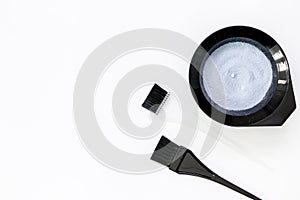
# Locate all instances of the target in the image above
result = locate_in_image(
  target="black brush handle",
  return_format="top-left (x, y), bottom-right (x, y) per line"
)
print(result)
top-left (211, 174), bottom-right (261, 200)
top-left (170, 150), bottom-right (262, 200)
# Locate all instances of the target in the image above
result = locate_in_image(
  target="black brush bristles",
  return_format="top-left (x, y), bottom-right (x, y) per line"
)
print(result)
top-left (142, 84), bottom-right (169, 114)
top-left (150, 136), bottom-right (179, 167)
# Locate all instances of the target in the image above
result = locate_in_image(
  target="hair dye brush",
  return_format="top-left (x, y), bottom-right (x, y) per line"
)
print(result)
top-left (151, 136), bottom-right (261, 200)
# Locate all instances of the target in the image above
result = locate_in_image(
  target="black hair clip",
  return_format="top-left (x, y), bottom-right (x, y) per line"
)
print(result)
top-left (142, 84), bottom-right (169, 114)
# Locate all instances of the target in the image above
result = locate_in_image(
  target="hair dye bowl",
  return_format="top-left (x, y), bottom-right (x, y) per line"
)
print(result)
top-left (189, 26), bottom-right (295, 126)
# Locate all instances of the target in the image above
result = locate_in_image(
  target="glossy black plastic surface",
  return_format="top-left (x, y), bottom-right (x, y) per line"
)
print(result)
top-left (170, 149), bottom-right (261, 200)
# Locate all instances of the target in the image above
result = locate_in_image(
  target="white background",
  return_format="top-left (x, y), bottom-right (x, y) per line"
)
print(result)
top-left (1, 0), bottom-right (300, 199)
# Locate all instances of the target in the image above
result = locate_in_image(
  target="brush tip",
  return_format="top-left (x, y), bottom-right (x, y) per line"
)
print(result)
top-left (151, 136), bottom-right (179, 167)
